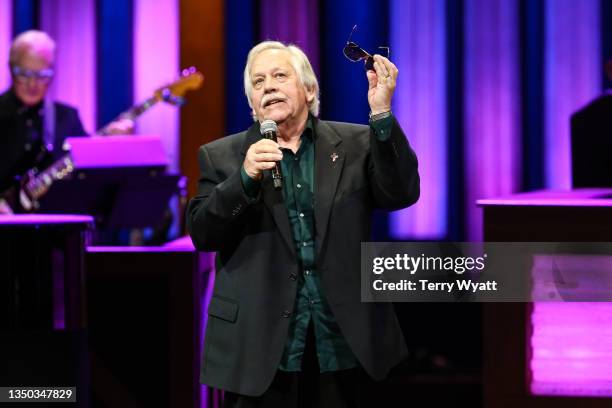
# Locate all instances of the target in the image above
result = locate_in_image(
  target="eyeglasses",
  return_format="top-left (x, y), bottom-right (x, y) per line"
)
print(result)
top-left (343, 25), bottom-right (389, 71)
top-left (11, 66), bottom-right (55, 84)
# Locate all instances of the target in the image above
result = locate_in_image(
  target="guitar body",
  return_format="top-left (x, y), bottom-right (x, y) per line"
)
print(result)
top-left (0, 167), bottom-right (45, 213)
top-left (0, 185), bottom-right (18, 213)
top-left (0, 142), bottom-right (54, 213)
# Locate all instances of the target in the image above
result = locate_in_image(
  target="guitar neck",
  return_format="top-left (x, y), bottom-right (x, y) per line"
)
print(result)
top-left (24, 154), bottom-right (74, 201)
top-left (21, 95), bottom-right (158, 205)
top-left (96, 96), bottom-right (159, 135)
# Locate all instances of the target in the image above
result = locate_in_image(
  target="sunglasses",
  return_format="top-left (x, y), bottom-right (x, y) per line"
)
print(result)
top-left (11, 66), bottom-right (55, 84)
top-left (342, 25), bottom-right (389, 71)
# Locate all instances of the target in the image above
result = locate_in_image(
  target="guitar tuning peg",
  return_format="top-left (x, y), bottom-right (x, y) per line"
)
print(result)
top-left (161, 88), bottom-right (185, 106)
top-left (170, 96), bottom-right (186, 106)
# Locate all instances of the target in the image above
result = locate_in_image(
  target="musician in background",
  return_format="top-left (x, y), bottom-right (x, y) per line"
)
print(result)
top-left (0, 30), bottom-right (132, 214)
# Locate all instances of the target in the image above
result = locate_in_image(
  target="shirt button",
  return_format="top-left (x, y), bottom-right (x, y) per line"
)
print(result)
top-left (296, 184), bottom-right (301, 188)
top-left (304, 270), bottom-right (311, 275)
top-left (281, 310), bottom-right (292, 318)
top-left (289, 273), bottom-right (297, 281)
top-left (294, 157), bottom-right (299, 161)
top-left (302, 242), bottom-right (308, 247)
top-left (299, 213), bottom-right (304, 218)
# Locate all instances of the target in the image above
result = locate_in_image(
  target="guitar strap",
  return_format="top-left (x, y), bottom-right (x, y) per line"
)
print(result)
top-left (43, 98), bottom-right (56, 151)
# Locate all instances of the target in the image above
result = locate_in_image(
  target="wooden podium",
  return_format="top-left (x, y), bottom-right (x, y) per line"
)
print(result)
top-left (0, 214), bottom-right (93, 404)
top-left (478, 189), bottom-right (612, 408)
top-left (0, 214), bottom-right (93, 330)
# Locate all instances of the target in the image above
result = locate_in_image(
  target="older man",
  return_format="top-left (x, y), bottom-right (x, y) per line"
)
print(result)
top-left (188, 41), bottom-right (420, 407)
top-left (0, 30), bottom-right (130, 213)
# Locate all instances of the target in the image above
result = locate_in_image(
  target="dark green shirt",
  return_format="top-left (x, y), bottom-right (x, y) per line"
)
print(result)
top-left (240, 115), bottom-right (394, 372)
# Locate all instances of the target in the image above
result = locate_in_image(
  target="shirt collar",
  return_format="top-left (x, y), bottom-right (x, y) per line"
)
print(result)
top-left (9, 87), bottom-right (44, 115)
top-left (303, 114), bottom-right (315, 142)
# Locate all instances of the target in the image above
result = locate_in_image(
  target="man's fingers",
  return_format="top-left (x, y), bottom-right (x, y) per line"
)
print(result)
top-left (253, 152), bottom-right (283, 162)
top-left (366, 69), bottom-right (378, 89)
top-left (250, 161), bottom-right (278, 172)
top-left (375, 59), bottom-right (389, 78)
top-left (0, 199), bottom-right (13, 215)
top-left (248, 145), bottom-right (282, 159)
top-left (374, 55), bottom-right (398, 79)
top-left (251, 139), bottom-right (281, 154)
top-left (254, 138), bottom-right (279, 148)
top-left (253, 146), bottom-right (282, 156)
top-left (244, 137), bottom-right (283, 179)
top-left (259, 161), bottom-right (278, 170)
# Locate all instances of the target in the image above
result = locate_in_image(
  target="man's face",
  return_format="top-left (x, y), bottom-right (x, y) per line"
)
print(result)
top-left (11, 51), bottom-right (54, 107)
top-left (249, 49), bottom-right (314, 125)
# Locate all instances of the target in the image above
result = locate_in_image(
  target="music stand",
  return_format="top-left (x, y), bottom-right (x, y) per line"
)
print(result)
top-left (37, 136), bottom-right (183, 229)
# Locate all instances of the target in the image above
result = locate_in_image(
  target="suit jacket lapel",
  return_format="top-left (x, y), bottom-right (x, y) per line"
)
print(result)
top-left (239, 122), bottom-right (262, 156)
top-left (314, 119), bottom-right (345, 258)
top-left (241, 122), bottom-right (296, 257)
top-left (261, 175), bottom-right (296, 256)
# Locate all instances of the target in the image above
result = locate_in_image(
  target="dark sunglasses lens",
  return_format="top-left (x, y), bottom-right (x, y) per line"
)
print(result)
top-left (365, 57), bottom-right (374, 71)
top-left (343, 43), bottom-right (368, 61)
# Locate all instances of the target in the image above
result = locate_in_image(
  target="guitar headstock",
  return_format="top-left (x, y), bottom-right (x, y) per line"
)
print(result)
top-left (153, 67), bottom-right (204, 104)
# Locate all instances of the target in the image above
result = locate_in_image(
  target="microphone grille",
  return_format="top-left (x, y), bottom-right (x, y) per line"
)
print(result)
top-left (260, 119), bottom-right (278, 135)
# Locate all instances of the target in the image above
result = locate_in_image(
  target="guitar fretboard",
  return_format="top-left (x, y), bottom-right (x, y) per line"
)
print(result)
top-left (24, 155), bottom-right (74, 200)
top-left (97, 96), bottom-right (159, 135)
top-left (120, 96), bottom-right (159, 120)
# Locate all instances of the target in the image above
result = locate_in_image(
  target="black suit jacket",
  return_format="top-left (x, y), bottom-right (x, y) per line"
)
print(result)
top-left (0, 89), bottom-right (86, 192)
top-left (187, 117), bottom-right (420, 396)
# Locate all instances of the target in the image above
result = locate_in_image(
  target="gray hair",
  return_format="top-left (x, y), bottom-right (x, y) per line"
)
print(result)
top-left (9, 30), bottom-right (56, 66)
top-left (244, 41), bottom-right (320, 119)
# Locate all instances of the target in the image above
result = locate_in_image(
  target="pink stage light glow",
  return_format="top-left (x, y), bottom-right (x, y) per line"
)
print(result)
top-left (544, 0), bottom-right (601, 190)
top-left (40, 0), bottom-right (97, 134)
top-left (134, 0), bottom-right (180, 173)
top-left (530, 302), bottom-right (612, 397)
top-left (0, 0), bottom-right (11, 91)
top-left (464, 0), bottom-right (521, 241)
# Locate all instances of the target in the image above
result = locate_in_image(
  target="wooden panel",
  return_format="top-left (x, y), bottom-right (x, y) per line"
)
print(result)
top-left (180, 0), bottom-right (225, 198)
top-left (482, 203), bottom-right (612, 408)
top-left (87, 249), bottom-right (208, 407)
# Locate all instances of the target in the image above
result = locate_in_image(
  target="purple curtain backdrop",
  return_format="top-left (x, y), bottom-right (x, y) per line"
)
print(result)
top-left (389, 0), bottom-right (447, 239)
top-left (544, 0), bottom-right (601, 190)
top-left (0, 0), bottom-right (11, 91)
top-left (259, 0), bottom-right (319, 76)
top-left (40, 0), bottom-right (96, 134)
top-left (464, 0), bottom-right (521, 241)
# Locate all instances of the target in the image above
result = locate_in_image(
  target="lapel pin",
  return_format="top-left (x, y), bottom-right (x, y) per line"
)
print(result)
top-left (331, 152), bottom-right (338, 162)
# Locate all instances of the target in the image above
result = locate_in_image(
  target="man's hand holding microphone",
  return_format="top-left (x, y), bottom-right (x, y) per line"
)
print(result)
top-left (243, 120), bottom-right (283, 189)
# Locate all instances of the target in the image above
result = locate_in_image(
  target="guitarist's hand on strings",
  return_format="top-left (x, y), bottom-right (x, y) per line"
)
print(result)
top-left (104, 118), bottom-right (134, 135)
top-left (0, 199), bottom-right (14, 215)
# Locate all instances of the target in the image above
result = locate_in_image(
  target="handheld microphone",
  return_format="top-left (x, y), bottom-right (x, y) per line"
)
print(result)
top-left (260, 119), bottom-right (283, 190)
